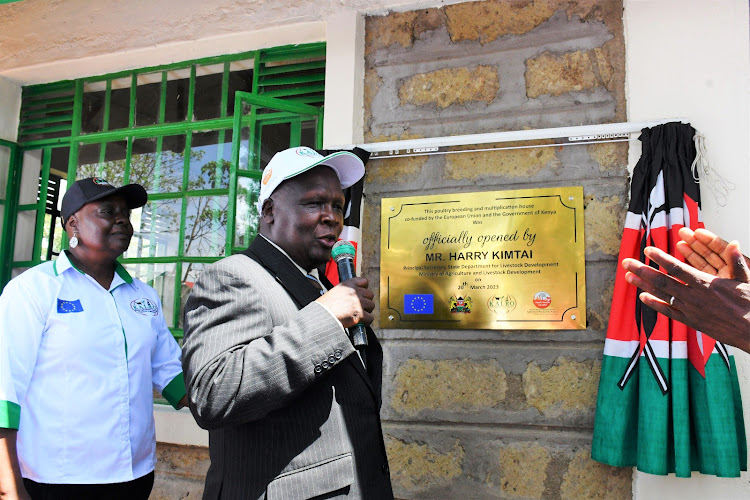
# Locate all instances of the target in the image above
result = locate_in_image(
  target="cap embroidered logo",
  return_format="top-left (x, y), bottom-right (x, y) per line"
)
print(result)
top-left (262, 169), bottom-right (273, 185)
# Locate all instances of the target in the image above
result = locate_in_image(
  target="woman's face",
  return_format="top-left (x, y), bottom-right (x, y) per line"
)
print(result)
top-left (68, 194), bottom-right (133, 261)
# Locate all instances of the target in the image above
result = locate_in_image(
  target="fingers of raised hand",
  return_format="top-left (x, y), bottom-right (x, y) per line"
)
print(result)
top-left (624, 269), bottom-right (678, 305)
top-left (677, 239), bottom-right (725, 276)
top-left (643, 247), bottom-right (707, 287)
top-left (638, 291), bottom-right (691, 325)
top-left (693, 228), bottom-right (731, 256)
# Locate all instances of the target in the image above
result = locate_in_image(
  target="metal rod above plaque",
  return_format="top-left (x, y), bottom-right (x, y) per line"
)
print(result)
top-left (380, 187), bottom-right (586, 330)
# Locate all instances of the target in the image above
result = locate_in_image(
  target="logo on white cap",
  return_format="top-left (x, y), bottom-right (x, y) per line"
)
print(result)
top-left (294, 147), bottom-right (319, 158)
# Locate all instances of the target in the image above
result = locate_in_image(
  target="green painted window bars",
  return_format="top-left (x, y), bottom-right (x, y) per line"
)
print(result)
top-left (1, 43), bottom-right (326, 341)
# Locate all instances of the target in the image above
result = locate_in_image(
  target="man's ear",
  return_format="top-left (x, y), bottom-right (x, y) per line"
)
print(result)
top-left (260, 198), bottom-right (274, 225)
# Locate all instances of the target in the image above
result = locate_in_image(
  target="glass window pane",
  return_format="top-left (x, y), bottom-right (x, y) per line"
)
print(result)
top-left (123, 262), bottom-right (177, 328)
top-left (13, 210), bottom-right (36, 261)
top-left (179, 262), bottom-right (207, 328)
top-left (130, 136), bottom-right (185, 194)
top-left (19, 150), bottom-right (42, 205)
top-left (76, 143), bottom-right (101, 179)
top-left (135, 72), bottom-right (162, 126)
top-left (301, 119), bottom-right (317, 148)
top-left (235, 177), bottom-right (259, 249)
top-left (165, 69), bottom-right (190, 123)
top-left (237, 123), bottom-right (252, 171)
top-left (76, 141), bottom-right (127, 185)
top-left (109, 77), bottom-right (132, 130)
top-left (226, 60), bottom-right (253, 116)
top-left (0, 144), bottom-right (10, 200)
top-left (194, 63), bottom-right (224, 121)
top-left (125, 200), bottom-right (181, 259)
top-left (184, 195), bottom-right (228, 257)
top-left (81, 81), bottom-right (106, 134)
top-left (258, 122), bottom-right (291, 171)
top-left (188, 130), bottom-right (232, 190)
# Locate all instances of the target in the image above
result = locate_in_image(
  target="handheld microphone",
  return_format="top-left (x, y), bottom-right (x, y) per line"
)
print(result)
top-left (331, 241), bottom-right (369, 352)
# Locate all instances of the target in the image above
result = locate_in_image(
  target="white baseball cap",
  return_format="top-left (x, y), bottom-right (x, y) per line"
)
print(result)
top-left (257, 147), bottom-right (365, 212)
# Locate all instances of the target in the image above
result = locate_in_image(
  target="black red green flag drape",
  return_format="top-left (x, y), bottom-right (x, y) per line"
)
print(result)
top-left (318, 147), bottom-right (369, 285)
top-left (591, 122), bottom-right (746, 477)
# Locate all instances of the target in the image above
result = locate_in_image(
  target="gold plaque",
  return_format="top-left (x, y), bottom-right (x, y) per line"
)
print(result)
top-left (380, 187), bottom-right (586, 330)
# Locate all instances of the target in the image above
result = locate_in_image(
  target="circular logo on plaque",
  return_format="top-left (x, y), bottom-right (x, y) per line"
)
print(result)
top-left (487, 294), bottom-right (517, 314)
top-left (533, 291), bottom-right (551, 309)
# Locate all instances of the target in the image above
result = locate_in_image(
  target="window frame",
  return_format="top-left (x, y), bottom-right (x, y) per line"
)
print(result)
top-left (2, 43), bottom-right (327, 339)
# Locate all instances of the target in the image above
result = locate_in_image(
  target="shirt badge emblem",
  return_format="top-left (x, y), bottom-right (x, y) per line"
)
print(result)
top-left (57, 299), bottom-right (84, 313)
top-left (130, 298), bottom-right (159, 316)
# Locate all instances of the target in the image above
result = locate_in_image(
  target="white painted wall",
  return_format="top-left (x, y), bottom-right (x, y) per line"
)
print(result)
top-left (624, 0), bottom-right (750, 497)
top-left (0, 75), bottom-right (21, 143)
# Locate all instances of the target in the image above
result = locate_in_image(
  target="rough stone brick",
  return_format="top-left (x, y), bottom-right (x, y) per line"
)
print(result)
top-left (391, 359), bottom-right (507, 415)
top-left (525, 48), bottom-right (614, 98)
top-left (444, 0), bottom-right (556, 43)
top-left (386, 436), bottom-right (464, 492)
top-left (587, 276), bottom-right (614, 332)
top-left (522, 358), bottom-right (601, 414)
top-left (560, 449), bottom-right (632, 499)
top-left (365, 10), bottom-right (419, 53)
top-left (583, 194), bottom-right (625, 256)
top-left (498, 442), bottom-right (551, 498)
top-left (587, 141), bottom-right (628, 173)
top-left (365, 9), bottom-right (446, 55)
top-left (153, 444), bottom-right (209, 499)
top-left (398, 66), bottom-right (499, 109)
top-left (155, 443), bottom-right (210, 479)
top-left (445, 141), bottom-right (559, 180)
top-left (363, 68), bottom-right (382, 140)
top-left (150, 475), bottom-right (205, 500)
top-left (364, 152), bottom-right (429, 184)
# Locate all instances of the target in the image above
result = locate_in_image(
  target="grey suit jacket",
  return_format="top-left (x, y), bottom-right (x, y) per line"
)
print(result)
top-left (182, 236), bottom-right (393, 500)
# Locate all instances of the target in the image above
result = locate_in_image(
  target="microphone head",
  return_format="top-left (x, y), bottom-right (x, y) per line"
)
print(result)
top-left (331, 240), bottom-right (356, 262)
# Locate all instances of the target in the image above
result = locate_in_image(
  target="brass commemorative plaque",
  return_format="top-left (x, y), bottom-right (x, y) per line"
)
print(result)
top-left (380, 187), bottom-right (586, 330)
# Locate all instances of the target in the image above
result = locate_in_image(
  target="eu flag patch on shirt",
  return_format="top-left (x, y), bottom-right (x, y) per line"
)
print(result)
top-left (404, 294), bottom-right (433, 314)
top-left (57, 299), bottom-right (83, 313)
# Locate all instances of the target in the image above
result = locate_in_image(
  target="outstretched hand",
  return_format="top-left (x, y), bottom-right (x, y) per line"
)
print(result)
top-left (622, 244), bottom-right (750, 354)
top-left (316, 277), bottom-right (375, 329)
top-left (676, 227), bottom-right (750, 278)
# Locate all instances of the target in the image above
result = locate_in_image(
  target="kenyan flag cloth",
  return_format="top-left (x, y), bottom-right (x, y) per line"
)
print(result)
top-left (591, 122), bottom-right (746, 477)
top-left (321, 147), bottom-right (369, 285)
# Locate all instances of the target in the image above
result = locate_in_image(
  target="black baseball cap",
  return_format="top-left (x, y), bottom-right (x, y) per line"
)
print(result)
top-left (61, 177), bottom-right (148, 228)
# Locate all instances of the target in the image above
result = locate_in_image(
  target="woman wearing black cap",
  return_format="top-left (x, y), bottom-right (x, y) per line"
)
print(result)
top-left (0, 178), bottom-right (186, 500)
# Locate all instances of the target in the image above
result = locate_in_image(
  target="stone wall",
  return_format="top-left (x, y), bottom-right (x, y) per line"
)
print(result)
top-left (364, 1), bottom-right (632, 498)
top-left (152, 444), bottom-right (208, 499)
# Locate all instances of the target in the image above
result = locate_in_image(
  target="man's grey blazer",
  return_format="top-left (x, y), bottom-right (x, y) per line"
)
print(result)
top-left (182, 236), bottom-right (393, 500)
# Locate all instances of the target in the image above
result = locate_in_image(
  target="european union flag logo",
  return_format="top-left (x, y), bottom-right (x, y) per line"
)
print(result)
top-left (404, 294), bottom-right (434, 314)
top-left (57, 299), bottom-right (83, 314)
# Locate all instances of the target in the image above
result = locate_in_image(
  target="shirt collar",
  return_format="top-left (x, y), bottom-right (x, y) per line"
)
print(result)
top-left (258, 234), bottom-right (320, 278)
top-left (53, 250), bottom-right (133, 288)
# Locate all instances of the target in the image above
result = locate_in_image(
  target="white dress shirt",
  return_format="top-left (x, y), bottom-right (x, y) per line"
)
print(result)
top-left (0, 251), bottom-right (185, 484)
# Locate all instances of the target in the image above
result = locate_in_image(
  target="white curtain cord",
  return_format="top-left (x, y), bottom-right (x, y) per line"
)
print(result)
top-left (691, 133), bottom-right (734, 207)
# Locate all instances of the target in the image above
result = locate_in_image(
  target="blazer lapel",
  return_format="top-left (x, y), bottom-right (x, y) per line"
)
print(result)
top-left (243, 236), bottom-right (321, 308)
top-left (242, 237), bottom-right (380, 401)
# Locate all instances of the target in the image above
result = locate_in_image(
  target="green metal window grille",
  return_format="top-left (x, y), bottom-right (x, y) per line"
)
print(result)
top-left (1, 43), bottom-right (326, 341)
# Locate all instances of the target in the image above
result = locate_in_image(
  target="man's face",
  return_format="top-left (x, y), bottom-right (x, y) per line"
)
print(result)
top-left (264, 166), bottom-right (346, 270)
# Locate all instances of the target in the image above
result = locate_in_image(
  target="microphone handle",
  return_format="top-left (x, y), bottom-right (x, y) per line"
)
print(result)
top-left (336, 257), bottom-right (369, 349)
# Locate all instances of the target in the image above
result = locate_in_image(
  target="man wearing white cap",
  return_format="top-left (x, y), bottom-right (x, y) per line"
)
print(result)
top-left (182, 147), bottom-right (394, 500)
